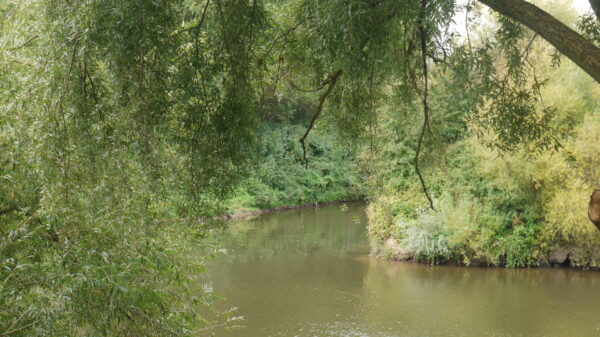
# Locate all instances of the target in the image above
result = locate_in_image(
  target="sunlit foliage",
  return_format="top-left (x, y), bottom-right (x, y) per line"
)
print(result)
top-left (366, 9), bottom-right (600, 268)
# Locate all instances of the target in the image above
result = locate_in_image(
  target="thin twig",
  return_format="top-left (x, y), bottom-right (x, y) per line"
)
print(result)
top-left (520, 33), bottom-right (538, 61)
top-left (17, 35), bottom-right (38, 49)
top-left (1, 320), bottom-right (39, 336)
top-left (465, 0), bottom-right (473, 51)
top-left (262, 19), bottom-right (305, 58)
top-left (248, 0), bottom-right (258, 45)
top-left (52, 37), bottom-right (79, 201)
top-left (172, 0), bottom-right (211, 36)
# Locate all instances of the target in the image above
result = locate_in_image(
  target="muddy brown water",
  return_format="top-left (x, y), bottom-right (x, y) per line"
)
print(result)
top-left (205, 203), bottom-right (600, 337)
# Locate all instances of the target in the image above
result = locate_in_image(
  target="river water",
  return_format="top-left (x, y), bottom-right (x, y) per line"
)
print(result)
top-left (206, 203), bottom-right (600, 337)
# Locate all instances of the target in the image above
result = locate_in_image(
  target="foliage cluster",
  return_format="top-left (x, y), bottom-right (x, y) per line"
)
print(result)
top-left (227, 121), bottom-right (363, 213)
top-left (1, 0), bottom-right (267, 335)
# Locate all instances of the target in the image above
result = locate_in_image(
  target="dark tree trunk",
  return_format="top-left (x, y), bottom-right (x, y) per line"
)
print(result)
top-left (478, 0), bottom-right (600, 84)
top-left (590, 0), bottom-right (600, 19)
top-left (589, 190), bottom-right (600, 231)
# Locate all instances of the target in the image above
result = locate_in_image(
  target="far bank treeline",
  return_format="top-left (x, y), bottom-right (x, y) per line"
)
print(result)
top-left (227, 98), bottom-right (364, 213)
top-left (2, 0), bottom-right (600, 336)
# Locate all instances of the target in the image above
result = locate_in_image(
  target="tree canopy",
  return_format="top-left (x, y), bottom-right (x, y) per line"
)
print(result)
top-left (3, 0), bottom-right (599, 202)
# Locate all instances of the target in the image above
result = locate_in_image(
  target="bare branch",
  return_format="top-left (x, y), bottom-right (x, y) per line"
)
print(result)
top-left (299, 70), bottom-right (342, 168)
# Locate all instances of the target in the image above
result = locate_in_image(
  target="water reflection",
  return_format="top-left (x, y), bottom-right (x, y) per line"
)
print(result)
top-left (205, 203), bottom-right (600, 337)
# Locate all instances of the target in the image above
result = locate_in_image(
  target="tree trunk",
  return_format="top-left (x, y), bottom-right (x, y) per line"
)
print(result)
top-left (590, 0), bottom-right (600, 19)
top-left (478, 0), bottom-right (600, 84)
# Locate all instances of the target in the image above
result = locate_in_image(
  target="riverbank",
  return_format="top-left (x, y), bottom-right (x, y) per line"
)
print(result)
top-left (371, 236), bottom-right (600, 271)
top-left (224, 199), bottom-right (597, 270)
top-left (223, 198), bottom-right (598, 271)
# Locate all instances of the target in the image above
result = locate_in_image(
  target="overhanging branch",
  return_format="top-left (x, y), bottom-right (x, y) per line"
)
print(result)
top-left (416, 0), bottom-right (436, 211)
top-left (299, 69), bottom-right (342, 168)
top-left (478, 0), bottom-right (600, 84)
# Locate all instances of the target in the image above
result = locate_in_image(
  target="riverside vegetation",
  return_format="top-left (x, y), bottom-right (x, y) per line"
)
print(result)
top-left (1, 0), bottom-right (600, 336)
top-left (366, 4), bottom-right (600, 268)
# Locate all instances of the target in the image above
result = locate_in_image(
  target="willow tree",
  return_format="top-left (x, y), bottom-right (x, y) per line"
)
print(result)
top-left (1, 0), bottom-right (600, 336)
top-left (1, 0), bottom-right (267, 336)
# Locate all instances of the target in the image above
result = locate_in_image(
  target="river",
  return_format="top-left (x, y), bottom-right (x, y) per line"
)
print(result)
top-left (205, 203), bottom-right (600, 337)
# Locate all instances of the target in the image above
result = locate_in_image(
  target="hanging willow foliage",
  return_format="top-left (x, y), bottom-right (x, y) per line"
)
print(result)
top-left (1, 0), bottom-right (596, 335)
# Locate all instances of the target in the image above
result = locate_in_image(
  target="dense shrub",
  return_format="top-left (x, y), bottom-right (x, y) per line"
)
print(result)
top-left (227, 122), bottom-right (364, 213)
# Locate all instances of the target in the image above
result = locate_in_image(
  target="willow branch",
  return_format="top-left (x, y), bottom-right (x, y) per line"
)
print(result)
top-left (416, 0), bottom-right (436, 211)
top-left (18, 35), bottom-right (38, 49)
top-left (262, 19), bottom-right (305, 58)
top-left (1, 320), bottom-right (39, 336)
top-left (520, 33), bottom-right (538, 61)
top-left (465, 1), bottom-right (473, 51)
top-left (299, 69), bottom-right (342, 168)
top-left (172, 0), bottom-right (211, 36)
